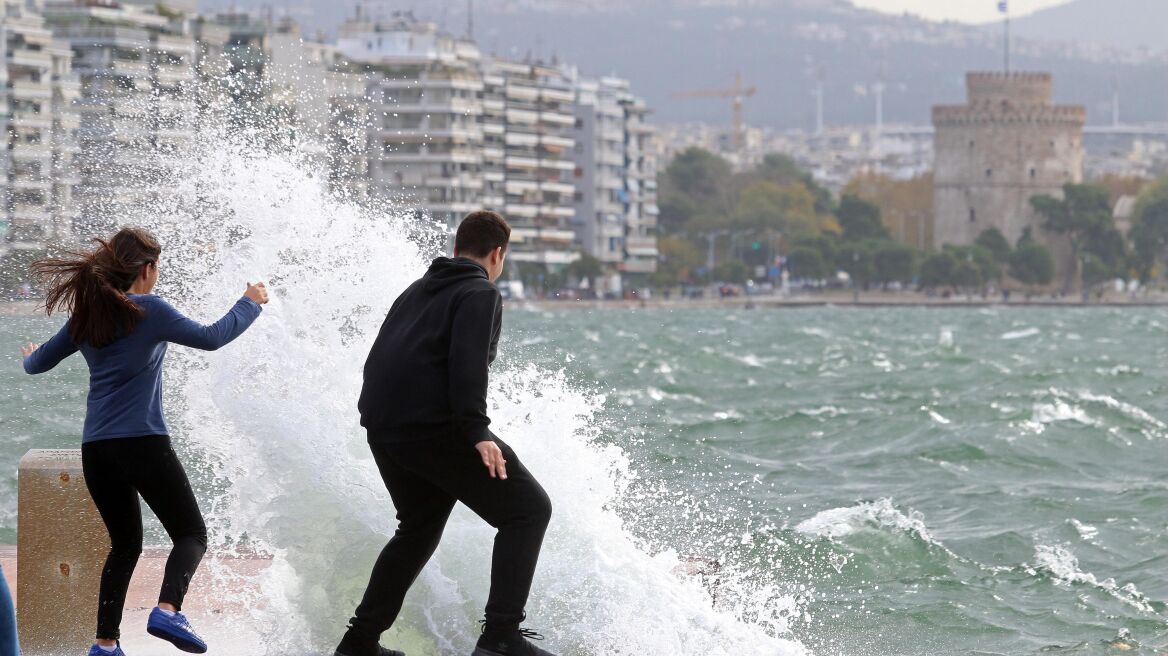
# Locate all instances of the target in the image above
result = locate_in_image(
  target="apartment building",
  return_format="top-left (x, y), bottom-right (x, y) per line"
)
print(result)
top-left (571, 74), bottom-right (659, 292)
top-left (336, 12), bottom-right (484, 231)
top-left (482, 57), bottom-right (577, 270)
top-left (0, 0), bottom-right (79, 250)
top-left (44, 0), bottom-right (197, 237)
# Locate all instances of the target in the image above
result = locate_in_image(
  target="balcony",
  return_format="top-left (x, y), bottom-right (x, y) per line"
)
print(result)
top-left (505, 155), bottom-right (539, 170)
top-left (9, 81), bottom-right (52, 100)
top-left (625, 237), bottom-right (658, 257)
top-left (540, 181), bottom-right (575, 195)
top-left (505, 108), bottom-right (539, 125)
top-left (539, 111), bottom-right (575, 127)
top-left (621, 258), bottom-right (657, 274)
top-left (10, 49), bottom-right (51, 69)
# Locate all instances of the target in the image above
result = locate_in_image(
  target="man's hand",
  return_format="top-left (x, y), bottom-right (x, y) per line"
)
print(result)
top-left (475, 440), bottom-right (508, 480)
top-left (20, 343), bottom-right (39, 358)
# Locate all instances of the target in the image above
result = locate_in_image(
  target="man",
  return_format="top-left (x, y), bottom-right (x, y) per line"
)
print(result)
top-left (335, 211), bottom-right (556, 656)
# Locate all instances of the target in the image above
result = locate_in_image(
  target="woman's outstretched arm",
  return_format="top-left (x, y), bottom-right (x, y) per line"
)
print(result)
top-left (22, 322), bottom-right (78, 374)
top-left (155, 283), bottom-right (268, 351)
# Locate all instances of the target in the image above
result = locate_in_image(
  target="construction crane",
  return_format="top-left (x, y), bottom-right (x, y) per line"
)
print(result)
top-left (672, 71), bottom-right (757, 155)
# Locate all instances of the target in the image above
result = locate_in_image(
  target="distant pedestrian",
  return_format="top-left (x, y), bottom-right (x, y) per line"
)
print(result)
top-left (20, 227), bottom-right (268, 656)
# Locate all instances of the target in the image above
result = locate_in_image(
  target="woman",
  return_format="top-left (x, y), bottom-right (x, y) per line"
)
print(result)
top-left (20, 227), bottom-right (268, 656)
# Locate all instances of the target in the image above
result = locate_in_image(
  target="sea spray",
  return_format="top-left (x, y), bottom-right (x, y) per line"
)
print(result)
top-left (113, 106), bottom-right (811, 653)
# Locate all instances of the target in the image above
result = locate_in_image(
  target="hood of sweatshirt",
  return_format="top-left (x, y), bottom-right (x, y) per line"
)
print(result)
top-left (422, 257), bottom-right (489, 293)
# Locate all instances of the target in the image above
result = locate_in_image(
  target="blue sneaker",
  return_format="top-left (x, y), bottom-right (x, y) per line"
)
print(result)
top-left (87, 643), bottom-right (126, 656)
top-left (146, 607), bottom-right (208, 653)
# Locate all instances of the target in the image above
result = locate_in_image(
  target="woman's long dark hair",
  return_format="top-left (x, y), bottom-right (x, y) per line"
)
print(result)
top-left (31, 227), bottom-right (162, 348)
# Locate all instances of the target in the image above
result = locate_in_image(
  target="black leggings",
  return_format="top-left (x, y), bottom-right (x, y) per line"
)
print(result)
top-left (343, 435), bottom-right (552, 649)
top-left (81, 435), bottom-right (208, 641)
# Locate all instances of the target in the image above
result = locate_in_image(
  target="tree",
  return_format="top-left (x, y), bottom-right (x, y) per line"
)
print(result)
top-left (664, 147), bottom-right (733, 208)
top-left (835, 242), bottom-right (875, 289)
top-left (731, 181), bottom-right (821, 238)
top-left (944, 245), bottom-right (999, 289)
top-left (787, 247), bottom-right (828, 281)
top-left (873, 242), bottom-right (916, 285)
top-left (843, 172), bottom-right (933, 248)
top-left (713, 260), bottom-right (749, 284)
top-left (975, 228), bottom-right (1011, 264)
top-left (566, 252), bottom-right (604, 288)
top-left (1129, 179), bottom-right (1168, 282)
top-left (658, 194), bottom-right (698, 235)
top-left (1030, 183), bottom-right (1113, 292)
top-left (836, 194), bottom-right (889, 242)
top-left (919, 252), bottom-right (956, 289)
top-left (652, 236), bottom-right (704, 287)
top-left (1009, 243), bottom-right (1056, 291)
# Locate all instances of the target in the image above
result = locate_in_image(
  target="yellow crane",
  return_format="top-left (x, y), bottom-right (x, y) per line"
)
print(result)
top-left (672, 71), bottom-right (757, 154)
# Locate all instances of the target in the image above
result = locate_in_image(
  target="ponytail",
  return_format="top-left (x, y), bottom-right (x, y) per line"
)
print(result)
top-left (30, 227), bottom-right (162, 348)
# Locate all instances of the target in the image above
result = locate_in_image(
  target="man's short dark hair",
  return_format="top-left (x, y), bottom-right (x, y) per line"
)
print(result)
top-left (455, 211), bottom-right (511, 258)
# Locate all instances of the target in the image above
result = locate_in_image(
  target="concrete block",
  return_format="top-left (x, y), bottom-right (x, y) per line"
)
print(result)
top-left (18, 449), bottom-right (109, 654)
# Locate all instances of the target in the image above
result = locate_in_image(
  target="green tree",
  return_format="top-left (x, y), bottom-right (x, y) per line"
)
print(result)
top-left (565, 252), bottom-right (605, 288)
top-left (873, 242), bottom-right (916, 285)
top-left (835, 242), bottom-right (875, 289)
top-left (836, 194), bottom-right (889, 242)
top-left (1030, 183), bottom-right (1113, 292)
top-left (658, 194), bottom-right (698, 235)
top-left (919, 252), bottom-right (958, 289)
top-left (1128, 180), bottom-right (1168, 282)
top-left (652, 236), bottom-right (703, 287)
top-left (664, 147), bottom-right (733, 208)
top-left (1008, 243), bottom-right (1056, 290)
top-left (713, 260), bottom-right (749, 284)
top-left (975, 228), bottom-right (1011, 264)
top-left (787, 247), bottom-right (828, 280)
top-left (731, 181), bottom-right (821, 238)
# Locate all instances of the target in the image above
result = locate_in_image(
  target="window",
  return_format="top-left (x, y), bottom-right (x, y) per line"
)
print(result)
top-left (1030, 168), bottom-right (1036, 179)
top-left (969, 208), bottom-right (976, 223)
top-left (985, 168), bottom-right (992, 179)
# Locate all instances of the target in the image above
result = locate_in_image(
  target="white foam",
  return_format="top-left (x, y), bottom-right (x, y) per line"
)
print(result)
top-left (795, 499), bottom-right (934, 544)
top-left (1001, 327), bottom-right (1041, 340)
top-left (1031, 544), bottom-right (1153, 613)
top-left (139, 121), bottom-right (809, 653)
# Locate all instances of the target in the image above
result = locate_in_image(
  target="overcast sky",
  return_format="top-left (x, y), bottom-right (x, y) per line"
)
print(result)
top-left (851, 0), bottom-right (1072, 24)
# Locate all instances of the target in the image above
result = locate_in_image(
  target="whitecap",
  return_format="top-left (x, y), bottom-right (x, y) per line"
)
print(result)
top-left (1001, 327), bottom-right (1041, 340)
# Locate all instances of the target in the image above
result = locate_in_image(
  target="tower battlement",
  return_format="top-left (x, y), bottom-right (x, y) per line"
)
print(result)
top-left (932, 105), bottom-right (1086, 128)
top-left (966, 71), bottom-right (1053, 106)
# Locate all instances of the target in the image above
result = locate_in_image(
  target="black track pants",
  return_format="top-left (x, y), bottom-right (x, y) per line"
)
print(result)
top-left (344, 434), bottom-right (552, 646)
top-left (81, 435), bottom-right (208, 641)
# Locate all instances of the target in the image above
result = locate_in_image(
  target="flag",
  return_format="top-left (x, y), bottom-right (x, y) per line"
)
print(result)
top-left (998, 1), bottom-right (1008, 13)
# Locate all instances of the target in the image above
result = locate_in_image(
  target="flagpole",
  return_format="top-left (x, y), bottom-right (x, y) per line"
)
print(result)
top-left (1004, 4), bottom-right (1011, 73)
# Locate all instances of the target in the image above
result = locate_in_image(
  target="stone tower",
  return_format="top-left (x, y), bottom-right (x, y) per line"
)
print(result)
top-left (932, 72), bottom-right (1085, 250)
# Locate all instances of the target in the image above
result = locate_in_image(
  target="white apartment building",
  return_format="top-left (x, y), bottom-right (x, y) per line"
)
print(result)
top-left (337, 12), bottom-right (484, 231)
top-left (571, 74), bottom-right (659, 291)
top-left (44, 0), bottom-right (197, 237)
top-left (482, 57), bottom-right (577, 271)
top-left (0, 0), bottom-right (79, 250)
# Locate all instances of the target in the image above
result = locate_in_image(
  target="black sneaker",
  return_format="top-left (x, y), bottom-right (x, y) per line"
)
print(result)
top-left (334, 646), bottom-right (405, 656)
top-left (472, 627), bottom-right (557, 656)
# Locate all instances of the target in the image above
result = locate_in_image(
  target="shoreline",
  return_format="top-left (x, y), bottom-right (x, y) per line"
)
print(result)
top-left (5, 294), bottom-right (1167, 317)
top-left (511, 291), bottom-right (1168, 311)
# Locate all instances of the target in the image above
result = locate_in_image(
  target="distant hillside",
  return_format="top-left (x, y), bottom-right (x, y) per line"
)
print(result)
top-left (1012, 0), bottom-right (1168, 53)
top-left (197, 0), bottom-right (1168, 129)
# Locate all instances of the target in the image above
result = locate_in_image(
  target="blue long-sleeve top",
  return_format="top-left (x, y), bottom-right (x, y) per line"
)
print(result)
top-left (23, 293), bottom-right (263, 443)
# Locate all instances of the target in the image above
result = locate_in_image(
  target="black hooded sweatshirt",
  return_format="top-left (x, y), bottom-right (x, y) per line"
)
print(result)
top-left (359, 257), bottom-right (503, 447)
